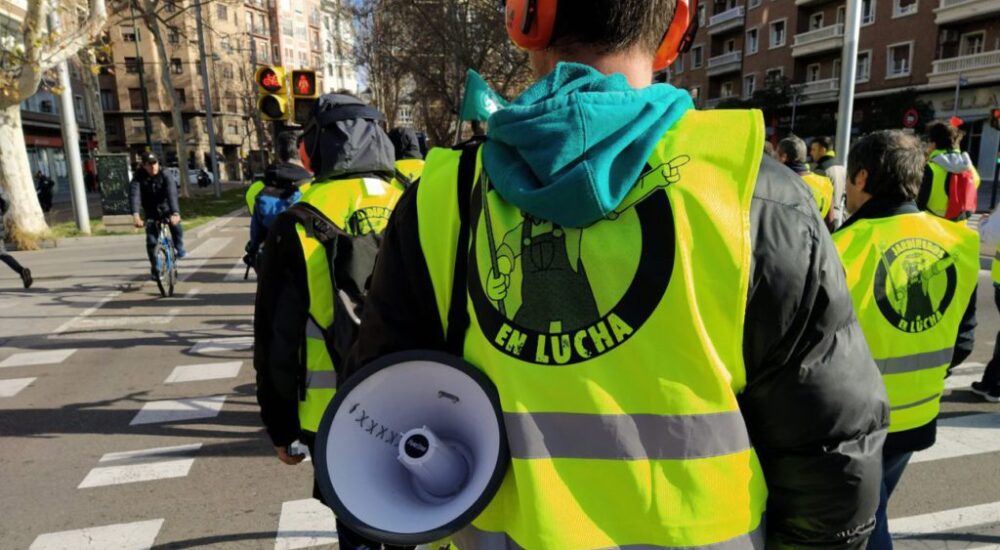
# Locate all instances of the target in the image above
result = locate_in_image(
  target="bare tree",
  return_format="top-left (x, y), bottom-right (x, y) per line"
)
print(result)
top-left (0, 0), bottom-right (109, 247)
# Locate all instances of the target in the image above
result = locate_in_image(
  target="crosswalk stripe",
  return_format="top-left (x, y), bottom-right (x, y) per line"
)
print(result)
top-left (0, 349), bottom-right (77, 369)
top-left (891, 501), bottom-right (1000, 537)
top-left (79, 444), bottom-right (202, 489)
top-left (178, 237), bottom-right (233, 283)
top-left (189, 337), bottom-right (253, 355)
top-left (72, 308), bottom-right (181, 329)
top-left (29, 519), bottom-right (164, 550)
top-left (275, 499), bottom-right (338, 550)
top-left (164, 361), bottom-right (243, 384)
top-left (130, 395), bottom-right (227, 426)
top-left (911, 413), bottom-right (1000, 464)
top-left (0, 377), bottom-right (36, 397)
top-left (52, 291), bottom-right (122, 335)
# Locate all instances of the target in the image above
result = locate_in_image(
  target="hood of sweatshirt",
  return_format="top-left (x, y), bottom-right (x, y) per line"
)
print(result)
top-left (930, 150), bottom-right (974, 174)
top-left (482, 63), bottom-right (693, 228)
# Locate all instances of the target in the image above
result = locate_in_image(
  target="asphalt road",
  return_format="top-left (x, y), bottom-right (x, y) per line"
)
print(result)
top-left (0, 212), bottom-right (998, 549)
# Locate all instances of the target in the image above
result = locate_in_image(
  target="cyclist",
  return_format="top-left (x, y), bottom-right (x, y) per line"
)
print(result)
top-left (130, 152), bottom-right (186, 279)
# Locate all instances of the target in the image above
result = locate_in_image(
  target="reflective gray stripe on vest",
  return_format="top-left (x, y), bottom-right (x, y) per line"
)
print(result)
top-left (305, 370), bottom-right (337, 390)
top-left (876, 348), bottom-right (952, 375)
top-left (306, 318), bottom-right (325, 340)
top-left (504, 410), bottom-right (751, 460)
top-left (453, 520), bottom-right (765, 550)
top-left (890, 392), bottom-right (941, 411)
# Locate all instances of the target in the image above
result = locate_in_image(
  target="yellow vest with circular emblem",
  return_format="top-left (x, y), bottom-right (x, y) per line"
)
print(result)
top-left (246, 180), bottom-right (265, 214)
top-left (392, 158), bottom-right (426, 192)
top-left (295, 177), bottom-right (402, 433)
top-left (802, 172), bottom-right (833, 218)
top-left (925, 149), bottom-right (982, 218)
top-left (833, 211), bottom-right (977, 433)
top-left (415, 110), bottom-right (768, 549)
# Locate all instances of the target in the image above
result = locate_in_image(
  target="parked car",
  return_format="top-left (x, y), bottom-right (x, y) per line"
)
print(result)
top-left (163, 167), bottom-right (214, 188)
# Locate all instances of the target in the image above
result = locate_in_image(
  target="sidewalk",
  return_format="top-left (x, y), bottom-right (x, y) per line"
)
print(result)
top-left (46, 181), bottom-right (249, 226)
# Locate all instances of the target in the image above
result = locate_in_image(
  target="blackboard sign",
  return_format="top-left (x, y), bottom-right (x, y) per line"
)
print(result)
top-left (97, 154), bottom-right (133, 216)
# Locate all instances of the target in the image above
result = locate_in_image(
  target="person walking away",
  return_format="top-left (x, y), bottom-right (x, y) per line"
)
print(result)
top-left (244, 131), bottom-right (313, 270)
top-left (833, 130), bottom-right (979, 549)
top-left (34, 171), bottom-right (54, 214)
top-left (388, 126), bottom-right (425, 191)
top-left (129, 152), bottom-right (186, 280)
top-left (918, 121), bottom-right (981, 221)
top-left (0, 188), bottom-right (32, 288)
top-left (779, 135), bottom-right (835, 230)
top-left (812, 136), bottom-right (848, 228)
top-left (253, 93), bottom-right (405, 550)
top-left (349, 0), bottom-right (889, 547)
top-left (969, 208), bottom-right (1000, 402)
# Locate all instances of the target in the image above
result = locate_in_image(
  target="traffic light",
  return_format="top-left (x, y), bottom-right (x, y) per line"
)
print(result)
top-left (990, 108), bottom-right (1000, 131)
top-left (255, 66), bottom-right (289, 121)
top-left (290, 69), bottom-right (319, 125)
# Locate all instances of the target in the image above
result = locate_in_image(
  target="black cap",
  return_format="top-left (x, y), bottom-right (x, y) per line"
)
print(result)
top-left (140, 152), bottom-right (158, 165)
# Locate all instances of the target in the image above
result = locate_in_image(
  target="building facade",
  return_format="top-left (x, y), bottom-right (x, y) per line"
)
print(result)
top-left (319, 0), bottom-right (359, 93)
top-left (669, 0), bottom-right (1000, 180)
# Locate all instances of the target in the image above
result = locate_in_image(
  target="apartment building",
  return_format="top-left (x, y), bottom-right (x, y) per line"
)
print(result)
top-left (669, 0), bottom-right (1000, 179)
top-left (320, 0), bottom-right (359, 93)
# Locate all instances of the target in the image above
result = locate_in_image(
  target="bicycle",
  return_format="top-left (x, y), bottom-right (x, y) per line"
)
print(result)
top-left (150, 219), bottom-right (179, 297)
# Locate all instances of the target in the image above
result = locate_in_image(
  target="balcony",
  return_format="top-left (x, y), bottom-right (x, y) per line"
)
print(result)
top-left (796, 0), bottom-right (840, 6)
top-left (708, 6), bottom-right (745, 35)
top-left (800, 78), bottom-right (840, 101)
top-left (934, 0), bottom-right (1000, 24)
top-left (707, 50), bottom-right (743, 76)
top-left (792, 23), bottom-right (844, 57)
top-left (927, 50), bottom-right (1000, 85)
top-left (705, 96), bottom-right (737, 109)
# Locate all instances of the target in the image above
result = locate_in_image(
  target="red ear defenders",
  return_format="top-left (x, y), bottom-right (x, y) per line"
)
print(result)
top-left (503, 0), bottom-right (699, 71)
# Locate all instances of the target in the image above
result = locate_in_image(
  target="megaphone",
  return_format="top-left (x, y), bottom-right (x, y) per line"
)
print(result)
top-left (314, 351), bottom-right (509, 545)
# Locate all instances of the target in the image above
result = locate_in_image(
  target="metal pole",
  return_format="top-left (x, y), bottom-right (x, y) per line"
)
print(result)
top-left (195, 0), bottom-right (222, 197)
top-left (790, 90), bottom-right (799, 134)
top-left (50, 16), bottom-right (91, 234)
top-left (952, 74), bottom-right (962, 117)
top-left (835, 0), bottom-right (862, 164)
top-left (129, 1), bottom-right (153, 149)
top-left (249, 35), bottom-right (267, 171)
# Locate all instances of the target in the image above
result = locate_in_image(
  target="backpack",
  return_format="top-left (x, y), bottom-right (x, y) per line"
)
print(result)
top-left (944, 169), bottom-right (977, 221)
top-left (282, 201), bottom-right (382, 366)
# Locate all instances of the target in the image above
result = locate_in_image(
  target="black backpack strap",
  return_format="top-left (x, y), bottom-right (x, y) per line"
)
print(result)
top-left (285, 202), bottom-right (341, 245)
top-left (395, 168), bottom-right (414, 189)
top-left (445, 143), bottom-right (481, 354)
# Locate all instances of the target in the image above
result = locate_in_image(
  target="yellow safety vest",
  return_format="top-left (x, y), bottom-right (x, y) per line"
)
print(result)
top-left (833, 211), bottom-right (977, 433)
top-left (416, 110), bottom-right (767, 549)
top-left (246, 180), bottom-right (265, 214)
top-left (392, 158), bottom-right (425, 192)
top-left (295, 177), bottom-right (402, 433)
top-left (801, 172), bottom-right (833, 218)
top-left (992, 242), bottom-right (1000, 286)
top-left (925, 149), bottom-right (982, 218)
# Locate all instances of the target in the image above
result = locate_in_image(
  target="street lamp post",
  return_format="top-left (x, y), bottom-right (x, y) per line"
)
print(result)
top-left (195, 0), bottom-right (222, 198)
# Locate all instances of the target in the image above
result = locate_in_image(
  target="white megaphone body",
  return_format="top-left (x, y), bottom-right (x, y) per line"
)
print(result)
top-left (314, 351), bottom-right (508, 545)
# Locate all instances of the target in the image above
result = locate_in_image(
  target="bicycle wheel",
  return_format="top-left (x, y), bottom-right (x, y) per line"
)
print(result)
top-left (167, 255), bottom-right (178, 297)
top-left (154, 245), bottom-right (169, 297)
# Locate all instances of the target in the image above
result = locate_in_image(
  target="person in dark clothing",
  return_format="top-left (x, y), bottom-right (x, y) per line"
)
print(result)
top-left (0, 189), bottom-right (33, 288)
top-left (129, 152), bottom-right (186, 279)
top-left (34, 171), bottom-right (54, 213)
top-left (387, 127), bottom-right (425, 191)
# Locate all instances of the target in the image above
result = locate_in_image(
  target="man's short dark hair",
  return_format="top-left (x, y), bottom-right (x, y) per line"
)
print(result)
top-left (926, 121), bottom-right (962, 150)
top-left (551, 0), bottom-right (678, 55)
top-left (848, 130), bottom-right (924, 201)
top-left (276, 131), bottom-right (300, 163)
top-left (778, 135), bottom-right (807, 164)
top-left (811, 136), bottom-right (833, 151)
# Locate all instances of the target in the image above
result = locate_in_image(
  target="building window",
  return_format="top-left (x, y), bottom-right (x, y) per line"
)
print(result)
top-left (746, 28), bottom-right (759, 54)
top-left (857, 50), bottom-right (872, 82)
top-left (721, 81), bottom-right (735, 98)
top-left (833, 59), bottom-right (842, 79)
top-left (769, 20), bottom-right (786, 48)
top-left (273, 45), bottom-right (281, 62)
top-left (809, 13), bottom-right (823, 30)
top-left (124, 57), bottom-right (140, 74)
top-left (121, 27), bottom-right (138, 42)
top-left (675, 53), bottom-right (684, 72)
top-left (862, 0), bottom-right (876, 25)
top-left (99, 89), bottom-right (116, 111)
top-left (837, 5), bottom-right (846, 24)
top-left (893, 0), bottom-right (917, 17)
top-left (765, 67), bottom-right (784, 83)
top-left (886, 42), bottom-right (912, 78)
top-left (220, 63), bottom-right (233, 79)
top-left (690, 86), bottom-right (701, 102)
top-left (749, 0), bottom-right (761, 9)
top-left (807, 63), bottom-right (821, 81)
top-left (128, 88), bottom-right (146, 110)
top-left (698, 4), bottom-right (706, 26)
top-left (691, 45), bottom-right (704, 68)
top-left (131, 120), bottom-right (146, 136)
top-left (283, 23), bottom-right (293, 37)
top-left (960, 32), bottom-right (985, 56)
top-left (168, 27), bottom-right (179, 44)
top-left (724, 38), bottom-right (736, 53)
top-left (216, 4), bottom-right (227, 20)
top-left (170, 58), bottom-right (183, 75)
top-left (175, 88), bottom-right (186, 105)
top-left (743, 74), bottom-right (756, 98)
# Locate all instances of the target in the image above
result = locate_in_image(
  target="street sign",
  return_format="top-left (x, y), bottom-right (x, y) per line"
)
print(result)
top-left (903, 108), bottom-right (919, 129)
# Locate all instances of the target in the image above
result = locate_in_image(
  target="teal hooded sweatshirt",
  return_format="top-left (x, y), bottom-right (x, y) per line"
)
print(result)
top-left (483, 62), bottom-right (693, 228)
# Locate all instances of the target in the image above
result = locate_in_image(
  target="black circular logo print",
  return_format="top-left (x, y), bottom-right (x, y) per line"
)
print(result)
top-left (873, 238), bottom-right (957, 333)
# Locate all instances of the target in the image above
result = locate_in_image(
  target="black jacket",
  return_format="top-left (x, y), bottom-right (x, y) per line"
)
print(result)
top-left (130, 168), bottom-right (179, 219)
top-left (263, 162), bottom-right (313, 190)
top-left (348, 153), bottom-right (890, 548)
top-left (0, 189), bottom-right (9, 241)
top-left (837, 198), bottom-right (977, 455)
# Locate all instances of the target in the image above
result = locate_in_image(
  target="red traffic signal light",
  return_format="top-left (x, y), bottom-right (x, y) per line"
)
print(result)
top-left (990, 108), bottom-right (1000, 131)
top-left (291, 70), bottom-right (318, 98)
top-left (256, 66), bottom-right (286, 94)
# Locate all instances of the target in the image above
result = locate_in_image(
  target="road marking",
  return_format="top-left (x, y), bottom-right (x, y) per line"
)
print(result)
top-left (274, 499), bottom-right (338, 550)
top-left (130, 395), bottom-right (227, 426)
top-left (178, 237), bottom-right (233, 282)
top-left (30, 519), bottom-right (164, 550)
top-left (165, 361), bottom-right (242, 384)
top-left (184, 288), bottom-right (201, 299)
top-left (891, 501), bottom-right (1000, 538)
top-left (189, 337), bottom-right (253, 355)
top-left (72, 308), bottom-right (181, 329)
top-left (0, 377), bottom-right (36, 397)
top-left (911, 413), bottom-right (1000, 464)
top-left (224, 258), bottom-right (253, 281)
top-left (78, 443), bottom-right (202, 489)
top-left (52, 291), bottom-right (122, 335)
top-left (0, 349), bottom-right (77, 369)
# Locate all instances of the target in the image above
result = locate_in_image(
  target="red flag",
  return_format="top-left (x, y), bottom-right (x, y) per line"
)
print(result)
top-left (949, 116), bottom-right (964, 128)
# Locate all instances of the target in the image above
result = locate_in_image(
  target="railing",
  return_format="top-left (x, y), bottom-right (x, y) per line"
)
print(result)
top-left (801, 77), bottom-right (840, 95)
top-left (938, 0), bottom-right (979, 9)
top-left (793, 23), bottom-right (844, 46)
top-left (708, 50), bottom-right (743, 68)
top-left (705, 96), bottom-right (736, 109)
top-left (931, 50), bottom-right (1000, 74)
top-left (709, 6), bottom-right (745, 27)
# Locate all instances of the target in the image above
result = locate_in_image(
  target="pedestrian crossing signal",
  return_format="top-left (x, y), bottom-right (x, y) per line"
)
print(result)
top-left (293, 97), bottom-right (319, 125)
top-left (290, 70), bottom-right (319, 125)
top-left (255, 66), bottom-right (289, 121)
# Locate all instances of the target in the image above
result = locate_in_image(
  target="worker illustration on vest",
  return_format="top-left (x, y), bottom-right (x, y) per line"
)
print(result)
top-left (349, 1), bottom-right (889, 547)
top-left (833, 131), bottom-right (977, 550)
top-left (252, 93), bottom-right (405, 550)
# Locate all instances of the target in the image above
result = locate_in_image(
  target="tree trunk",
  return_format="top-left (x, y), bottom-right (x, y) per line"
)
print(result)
top-left (0, 105), bottom-right (48, 248)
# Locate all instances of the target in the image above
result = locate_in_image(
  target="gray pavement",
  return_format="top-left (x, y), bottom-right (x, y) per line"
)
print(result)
top-left (1, 211), bottom-right (999, 549)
